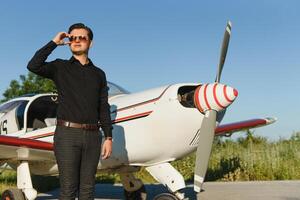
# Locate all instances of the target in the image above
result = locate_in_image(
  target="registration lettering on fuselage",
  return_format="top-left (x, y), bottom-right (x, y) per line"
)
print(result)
top-left (0, 120), bottom-right (7, 134)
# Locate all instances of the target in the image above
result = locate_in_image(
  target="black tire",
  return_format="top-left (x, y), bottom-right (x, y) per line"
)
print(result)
top-left (124, 185), bottom-right (147, 200)
top-left (1, 188), bottom-right (25, 200)
top-left (153, 193), bottom-right (179, 200)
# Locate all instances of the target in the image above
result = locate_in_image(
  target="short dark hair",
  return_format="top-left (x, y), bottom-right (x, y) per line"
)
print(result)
top-left (68, 23), bottom-right (93, 40)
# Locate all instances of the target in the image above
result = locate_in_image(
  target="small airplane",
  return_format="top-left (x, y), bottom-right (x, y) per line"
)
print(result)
top-left (0, 21), bottom-right (276, 200)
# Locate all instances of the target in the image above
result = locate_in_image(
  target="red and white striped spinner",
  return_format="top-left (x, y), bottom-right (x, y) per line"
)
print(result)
top-left (194, 83), bottom-right (238, 113)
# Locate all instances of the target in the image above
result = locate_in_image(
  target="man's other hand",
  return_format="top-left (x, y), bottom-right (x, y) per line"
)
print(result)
top-left (101, 139), bottom-right (112, 159)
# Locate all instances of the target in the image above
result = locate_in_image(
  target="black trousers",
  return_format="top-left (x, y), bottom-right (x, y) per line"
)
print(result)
top-left (54, 125), bottom-right (102, 200)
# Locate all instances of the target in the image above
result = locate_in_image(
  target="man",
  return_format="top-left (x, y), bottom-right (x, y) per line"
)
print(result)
top-left (27, 23), bottom-right (113, 200)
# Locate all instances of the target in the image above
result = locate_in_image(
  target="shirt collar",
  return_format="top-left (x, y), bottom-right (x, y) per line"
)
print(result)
top-left (69, 56), bottom-right (93, 67)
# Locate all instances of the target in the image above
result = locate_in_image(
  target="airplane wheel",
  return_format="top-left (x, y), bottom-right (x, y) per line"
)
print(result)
top-left (1, 188), bottom-right (25, 200)
top-left (153, 192), bottom-right (179, 200)
top-left (124, 185), bottom-right (147, 200)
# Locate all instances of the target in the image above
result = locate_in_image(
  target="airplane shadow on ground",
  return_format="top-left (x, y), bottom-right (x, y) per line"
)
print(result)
top-left (37, 183), bottom-right (197, 200)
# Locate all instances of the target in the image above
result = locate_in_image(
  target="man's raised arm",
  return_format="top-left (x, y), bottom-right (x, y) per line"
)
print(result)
top-left (27, 32), bottom-right (69, 79)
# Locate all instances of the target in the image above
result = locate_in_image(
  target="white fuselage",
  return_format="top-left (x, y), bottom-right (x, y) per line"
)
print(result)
top-left (2, 83), bottom-right (211, 175)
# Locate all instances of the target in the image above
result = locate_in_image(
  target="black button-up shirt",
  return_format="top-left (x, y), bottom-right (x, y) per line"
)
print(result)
top-left (27, 41), bottom-right (112, 138)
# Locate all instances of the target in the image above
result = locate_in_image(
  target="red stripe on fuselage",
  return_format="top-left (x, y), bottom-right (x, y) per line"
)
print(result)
top-left (111, 85), bottom-right (171, 113)
top-left (112, 111), bottom-right (152, 124)
top-left (23, 111), bottom-right (153, 140)
top-left (27, 132), bottom-right (54, 140)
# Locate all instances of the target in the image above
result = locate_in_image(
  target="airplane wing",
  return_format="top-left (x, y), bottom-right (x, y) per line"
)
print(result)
top-left (0, 135), bottom-right (54, 162)
top-left (215, 117), bottom-right (276, 136)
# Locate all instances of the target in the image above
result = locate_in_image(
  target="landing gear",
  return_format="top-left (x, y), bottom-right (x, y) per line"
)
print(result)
top-left (16, 161), bottom-right (37, 200)
top-left (123, 185), bottom-right (147, 200)
top-left (120, 173), bottom-right (147, 200)
top-left (153, 192), bottom-right (180, 200)
top-left (7, 148), bottom-right (37, 200)
top-left (146, 163), bottom-right (186, 200)
top-left (1, 161), bottom-right (37, 200)
top-left (1, 188), bottom-right (25, 200)
top-left (119, 163), bottom-right (189, 200)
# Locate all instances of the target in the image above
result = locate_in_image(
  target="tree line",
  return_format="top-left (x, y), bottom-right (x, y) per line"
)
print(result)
top-left (1, 73), bottom-right (56, 103)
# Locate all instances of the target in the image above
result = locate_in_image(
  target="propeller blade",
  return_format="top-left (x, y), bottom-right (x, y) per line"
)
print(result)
top-left (194, 110), bottom-right (217, 192)
top-left (215, 21), bottom-right (232, 83)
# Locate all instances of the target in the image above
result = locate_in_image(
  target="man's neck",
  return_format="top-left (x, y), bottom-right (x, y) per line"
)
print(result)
top-left (73, 54), bottom-right (89, 65)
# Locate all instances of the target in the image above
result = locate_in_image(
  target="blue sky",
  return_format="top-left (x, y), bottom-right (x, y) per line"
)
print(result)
top-left (0, 1), bottom-right (299, 140)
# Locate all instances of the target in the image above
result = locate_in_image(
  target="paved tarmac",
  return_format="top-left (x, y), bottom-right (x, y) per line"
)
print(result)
top-left (37, 180), bottom-right (300, 200)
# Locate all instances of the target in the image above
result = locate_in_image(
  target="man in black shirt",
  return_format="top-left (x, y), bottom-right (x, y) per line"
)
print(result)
top-left (27, 23), bottom-right (113, 200)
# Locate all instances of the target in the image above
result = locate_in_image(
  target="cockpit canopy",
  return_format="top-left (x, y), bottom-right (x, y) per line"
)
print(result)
top-left (107, 81), bottom-right (130, 97)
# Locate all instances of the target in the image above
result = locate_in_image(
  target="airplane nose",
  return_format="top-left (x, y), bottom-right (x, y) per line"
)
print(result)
top-left (233, 88), bottom-right (238, 97)
top-left (193, 83), bottom-right (238, 113)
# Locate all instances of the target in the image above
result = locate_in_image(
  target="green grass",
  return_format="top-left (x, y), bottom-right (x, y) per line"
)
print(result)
top-left (177, 131), bottom-right (300, 182)
top-left (0, 170), bottom-right (16, 194)
top-left (0, 171), bottom-right (61, 196)
top-left (1, 131), bottom-right (299, 195)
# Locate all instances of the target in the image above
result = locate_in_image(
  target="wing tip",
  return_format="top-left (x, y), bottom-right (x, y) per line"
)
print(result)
top-left (265, 117), bottom-right (277, 125)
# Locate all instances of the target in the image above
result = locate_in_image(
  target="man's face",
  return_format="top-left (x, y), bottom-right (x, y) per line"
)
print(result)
top-left (69, 28), bottom-right (92, 55)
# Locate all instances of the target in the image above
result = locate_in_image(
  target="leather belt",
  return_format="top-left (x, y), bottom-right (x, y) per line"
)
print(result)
top-left (56, 119), bottom-right (99, 131)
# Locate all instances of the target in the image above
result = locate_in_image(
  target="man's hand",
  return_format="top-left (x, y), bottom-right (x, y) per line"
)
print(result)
top-left (52, 32), bottom-right (70, 46)
top-left (101, 139), bottom-right (112, 159)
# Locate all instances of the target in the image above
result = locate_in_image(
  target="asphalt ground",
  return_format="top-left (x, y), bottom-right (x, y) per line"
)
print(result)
top-left (37, 180), bottom-right (300, 200)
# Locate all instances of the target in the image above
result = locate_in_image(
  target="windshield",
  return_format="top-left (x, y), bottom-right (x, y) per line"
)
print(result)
top-left (108, 81), bottom-right (130, 97)
top-left (0, 100), bottom-right (27, 113)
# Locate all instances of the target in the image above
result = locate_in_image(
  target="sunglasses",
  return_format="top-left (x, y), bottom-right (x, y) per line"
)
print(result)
top-left (69, 35), bottom-right (89, 42)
